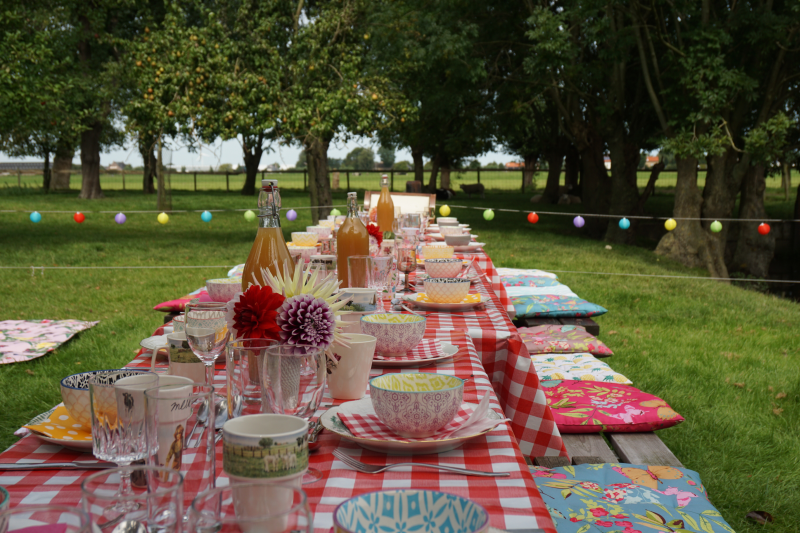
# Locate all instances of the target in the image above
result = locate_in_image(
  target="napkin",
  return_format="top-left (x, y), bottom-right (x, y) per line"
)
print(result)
top-left (24, 405), bottom-right (93, 443)
top-left (373, 339), bottom-right (446, 361)
top-left (338, 392), bottom-right (509, 443)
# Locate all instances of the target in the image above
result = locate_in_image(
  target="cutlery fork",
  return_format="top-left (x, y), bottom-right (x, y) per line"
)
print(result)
top-left (332, 449), bottom-right (508, 477)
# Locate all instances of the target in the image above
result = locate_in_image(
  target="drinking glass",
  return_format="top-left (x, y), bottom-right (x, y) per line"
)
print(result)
top-left (0, 505), bottom-right (92, 532)
top-left (369, 255), bottom-right (394, 310)
top-left (90, 370), bottom-right (158, 511)
top-left (188, 484), bottom-right (312, 532)
top-left (185, 306), bottom-right (230, 388)
top-left (347, 255), bottom-right (373, 289)
top-left (396, 245), bottom-right (417, 293)
top-left (81, 466), bottom-right (183, 531)
top-left (263, 344), bottom-right (325, 483)
top-left (145, 383), bottom-right (217, 501)
top-left (429, 206), bottom-right (436, 226)
top-left (227, 338), bottom-right (279, 415)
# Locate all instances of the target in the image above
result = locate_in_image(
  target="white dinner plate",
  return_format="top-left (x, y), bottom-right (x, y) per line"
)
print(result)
top-left (453, 243), bottom-right (486, 252)
top-left (372, 341), bottom-right (459, 368)
top-left (31, 432), bottom-right (94, 452)
top-left (320, 399), bottom-right (503, 455)
top-left (402, 293), bottom-right (483, 312)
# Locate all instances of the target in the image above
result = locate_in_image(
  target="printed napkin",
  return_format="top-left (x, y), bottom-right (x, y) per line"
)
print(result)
top-left (338, 392), bottom-right (509, 442)
top-left (23, 405), bottom-right (93, 443)
top-left (373, 339), bottom-right (446, 361)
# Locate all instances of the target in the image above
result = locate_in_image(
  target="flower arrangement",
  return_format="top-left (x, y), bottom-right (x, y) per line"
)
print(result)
top-left (227, 261), bottom-right (352, 371)
top-left (367, 223), bottom-right (383, 247)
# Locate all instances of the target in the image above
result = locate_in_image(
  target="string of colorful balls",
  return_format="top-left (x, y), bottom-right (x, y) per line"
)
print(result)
top-left (438, 205), bottom-right (772, 235)
top-left (26, 207), bottom-right (330, 225)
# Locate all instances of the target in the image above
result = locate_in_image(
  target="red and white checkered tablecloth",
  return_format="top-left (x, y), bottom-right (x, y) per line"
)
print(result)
top-left (1, 331), bottom-right (556, 533)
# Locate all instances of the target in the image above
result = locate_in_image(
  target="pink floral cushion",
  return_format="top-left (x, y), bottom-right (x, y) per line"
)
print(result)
top-left (152, 287), bottom-right (213, 312)
top-left (518, 324), bottom-right (613, 357)
top-left (541, 380), bottom-right (683, 433)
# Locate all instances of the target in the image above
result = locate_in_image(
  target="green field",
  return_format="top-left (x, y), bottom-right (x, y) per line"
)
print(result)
top-left (4, 168), bottom-right (797, 194)
top-left (0, 186), bottom-right (798, 532)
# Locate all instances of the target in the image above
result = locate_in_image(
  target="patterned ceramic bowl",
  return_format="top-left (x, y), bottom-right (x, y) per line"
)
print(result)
top-left (60, 369), bottom-right (152, 429)
top-left (423, 278), bottom-right (470, 303)
top-left (437, 219), bottom-right (459, 227)
top-left (291, 232), bottom-right (319, 247)
top-left (334, 489), bottom-right (489, 533)
top-left (369, 374), bottom-right (465, 438)
top-left (360, 313), bottom-right (426, 357)
top-left (306, 225), bottom-right (332, 238)
top-left (424, 258), bottom-right (463, 278)
top-left (444, 234), bottom-right (471, 246)
top-left (205, 278), bottom-right (241, 302)
top-left (422, 245), bottom-right (454, 259)
top-left (439, 226), bottom-right (464, 236)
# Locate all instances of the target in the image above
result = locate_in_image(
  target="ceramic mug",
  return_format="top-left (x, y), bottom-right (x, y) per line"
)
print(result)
top-left (327, 334), bottom-right (377, 400)
top-left (338, 288), bottom-right (377, 312)
top-left (151, 332), bottom-right (206, 383)
top-left (142, 377), bottom-right (196, 475)
top-left (223, 414), bottom-right (308, 489)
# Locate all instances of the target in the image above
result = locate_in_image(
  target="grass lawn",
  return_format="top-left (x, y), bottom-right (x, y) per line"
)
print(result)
top-left (1, 185), bottom-right (798, 532)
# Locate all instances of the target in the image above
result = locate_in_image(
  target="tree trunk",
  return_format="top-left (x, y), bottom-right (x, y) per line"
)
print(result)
top-left (633, 162), bottom-right (664, 215)
top-left (655, 156), bottom-right (727, 278)
top-left (523, 153), bottom-right (538, 190)
top-left (426, 154), bottom-right (441, 192)
top-left (577, 132), bottom-right (610, 238)
top-left (306, 137), bottom-right (332, 223)
top-left (605, 138), bottom-right (641, 244)
top-left (139, 134), bottom-right (156, 194)
top-left (78, 121), bottom-right (104, 199)
top-left (156, 134), bottom-right (171, 211)
top-left (412, 146), bottom-right (424, 183)
top-left (542, 149), bottom-right (563, 203)
top-left (50, 142), bottom-right (73, 191)
top-left (781, 159), bottom-right (791, 201)
top-left (440, 165), bottom-right (451, 190)
top-left (242, 136), bottom-right (264, 196)
top-left (731, 164), bottom-right (774, 278)
top-left (701, 149), bottom-right (750, 254)
top-left (564, 143), bottom-right (579, 192)
top-left (792, 180), bottom-right (800, 280)
top-left (42, 151), bottom-right (51, 192)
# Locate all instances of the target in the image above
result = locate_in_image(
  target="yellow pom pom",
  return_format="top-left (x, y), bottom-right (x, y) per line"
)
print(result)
top-left (157, 212), bottom-right (169, 225)
top-left (664, 218), bottom-right (677, 231)
top-left (439, 205), bottom-right (451, 217)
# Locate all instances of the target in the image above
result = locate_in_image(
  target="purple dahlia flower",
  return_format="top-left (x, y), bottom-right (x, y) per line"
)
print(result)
top-left (277, 293), bottom-right (335, 348)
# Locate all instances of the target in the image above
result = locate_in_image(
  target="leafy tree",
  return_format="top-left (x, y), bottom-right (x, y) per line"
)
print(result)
top-left (393, 160), bottom-right (411, 171)
top-left (377, 145), bottom-right (395, 168)
top-left (344, 147), bottom-right (375, 169)
top-left (295, 151), bottom-right (307, 169)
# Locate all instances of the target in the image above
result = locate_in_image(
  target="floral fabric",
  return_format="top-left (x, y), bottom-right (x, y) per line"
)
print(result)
top-left (540, 380), bottom-right (683, 433)
top-left (502, 275), bottom-right (563, 288)
top-left (0, 319), bottom-right (98, 365)
top-left (519, 324), bottom-right (613, 357)
top-left (496, 267), bottom-right (558, 279)
top-left (152, 287), bottom-right (213, 312)
top-left (511, 294), bottom-right (608, 319)
top-left (530, 463), bottom-right (734, 533)
top-left (532, 353), bottom-right (631, 385)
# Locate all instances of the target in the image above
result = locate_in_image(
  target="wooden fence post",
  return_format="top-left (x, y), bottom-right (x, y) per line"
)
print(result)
top-left (17, 170), bottom-right (21, 188)
top-left (346, 171), bottom-right (350, 190)
top-left (521, 169), bottom-right (525, 193)
top-left (477, 167), bottom-right (481, 184)
top-left (122, 169), bottom-right (125, 190)
top-left (390, 169), bottom-right (394, 191)
top-left (194, 172), bottom-right (197, 191)
top-left (226, 172), bottom-right (230, 191)
top-left (303, 170), bottom-right (307, 192)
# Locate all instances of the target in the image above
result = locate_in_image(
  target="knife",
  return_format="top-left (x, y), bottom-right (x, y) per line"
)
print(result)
top-left (0, 461), bottom-right (116, 471)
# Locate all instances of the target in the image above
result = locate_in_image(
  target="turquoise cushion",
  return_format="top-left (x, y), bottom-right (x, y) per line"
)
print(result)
top-left (511, 294), bottom-right (608, 318)
top-left (531, 463), bottom-right (734, 533)
top-left (501, 274), bottom-right (562, 288)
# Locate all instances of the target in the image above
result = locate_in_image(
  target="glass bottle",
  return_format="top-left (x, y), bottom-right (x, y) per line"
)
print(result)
top-left (242, 179), bottom-right (295, 290)
top-left (376, 174), bottom-right (394, 233)
top-left (337, 192), bottom-right (369, 288)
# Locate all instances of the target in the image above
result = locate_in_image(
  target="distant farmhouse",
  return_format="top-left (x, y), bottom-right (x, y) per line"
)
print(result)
top-left (505, 162), bottom-right (524, 170)
top-left (0, 161), bottom-right (45, 172)
top-left (106, 161), bottom-right (128, 171)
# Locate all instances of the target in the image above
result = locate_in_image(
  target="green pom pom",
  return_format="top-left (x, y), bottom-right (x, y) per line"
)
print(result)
top-left (483, 209), bottom-right (495, 221)
top-left (330, 208), bottom-right (342, 216)
top-left (710, 220), bottom-right (722, 233)
top-left (244, 210), bottom-right (256, 222)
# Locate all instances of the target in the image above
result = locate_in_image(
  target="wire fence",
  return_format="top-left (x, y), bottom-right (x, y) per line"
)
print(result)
top-left (1, 167), bottom-right (796, 194)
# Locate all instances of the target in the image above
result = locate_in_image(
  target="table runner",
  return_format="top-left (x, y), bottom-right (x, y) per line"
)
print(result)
top-left (0, 331), bottom-right (556, 533)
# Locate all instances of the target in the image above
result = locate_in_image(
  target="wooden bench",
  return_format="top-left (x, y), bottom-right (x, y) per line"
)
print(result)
top-left (513, 317), bottom-right (600, 336)
top-left (532, 432), bottom-right (682, 468)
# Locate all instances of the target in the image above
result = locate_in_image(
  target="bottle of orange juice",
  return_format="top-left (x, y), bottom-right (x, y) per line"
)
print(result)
top-left (242, 179), bottom-right (294, 290)
top-left (337, 192), bottom-right (369, 288)
top-left (376, 174), bottom-right (394, 233)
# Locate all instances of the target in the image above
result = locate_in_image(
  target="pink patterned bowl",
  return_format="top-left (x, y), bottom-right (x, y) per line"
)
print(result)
top-left (206, 278), bottom-right (241, 302)
top-left (424, 258), bottom-right (462, 278)
top-left (369, 373), bottom-right (465, 438)
top-left (360, 313), bottom-right (426, 357)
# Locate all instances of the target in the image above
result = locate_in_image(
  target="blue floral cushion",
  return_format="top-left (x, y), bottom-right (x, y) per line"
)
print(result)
top-left (501, 275), bottom-right (563, 288)
top-left (511, 294), bottom-right (608, 318)
top-left (531, 463), bottom-right (734, 533)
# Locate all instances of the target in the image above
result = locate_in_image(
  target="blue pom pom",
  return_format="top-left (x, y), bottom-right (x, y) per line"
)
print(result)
top-left (30, 211), bottom-right (42, 223)
top-left (618, 217), bottom-right (630, 230)
top-left (201, 211), bottom-right (213, 223)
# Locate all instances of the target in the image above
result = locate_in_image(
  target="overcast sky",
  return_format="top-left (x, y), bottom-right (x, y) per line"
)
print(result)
top-left (1, 135), bottom-right (520, 169)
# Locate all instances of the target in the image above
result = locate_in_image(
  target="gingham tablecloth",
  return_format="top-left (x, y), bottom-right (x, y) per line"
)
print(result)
top-left (1, 330), bottom-right (556, 533)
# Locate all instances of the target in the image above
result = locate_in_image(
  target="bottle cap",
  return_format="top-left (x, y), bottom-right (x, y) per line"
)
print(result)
top-left (347, 192), bottom-right (357, 198)
top-left (262, 179), bottom-right (278, 187)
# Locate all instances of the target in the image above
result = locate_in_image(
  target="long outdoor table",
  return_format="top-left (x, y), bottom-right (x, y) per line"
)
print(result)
top-left (1, 248), bottom-right (565, 532)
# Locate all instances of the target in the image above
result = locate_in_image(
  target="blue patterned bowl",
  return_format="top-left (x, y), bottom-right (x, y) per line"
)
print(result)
top-left (360, 313), bottom-right (426, 357)
top-left (370, 373), bottom-right (464, 438)
top-left (60, 369), bottom-right (151, 429)
top-left (334, 489), bottom-right (489, 533)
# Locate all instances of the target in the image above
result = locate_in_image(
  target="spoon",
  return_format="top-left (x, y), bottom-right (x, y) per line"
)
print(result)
top-left (186, 399), bottom-right (209, 444)
top-left (110, 521), bottom-right (147, 533)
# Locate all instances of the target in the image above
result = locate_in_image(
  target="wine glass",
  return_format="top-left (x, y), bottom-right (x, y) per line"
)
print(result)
top-left (396, 245), bottom-right (417, 293)
top-left (89, 370), bottom-right (158, 512)
top-left (0, 505), bottom-right (92, 533)
top-left (429, 206), bottom-right (436, 226)
top-left (185, 306), bottom-right (230, 388)
top-left (262, 344), bottom-right (325, 483)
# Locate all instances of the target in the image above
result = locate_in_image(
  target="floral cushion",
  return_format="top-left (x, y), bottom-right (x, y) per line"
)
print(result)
top-left (511, 294), bottom-right (608, 319)
top-left (501, 275), bottom-right (563, 288)
top-left (530, 463), bottom-right (734, 533)
top-left (506, 285), bottom-right (578, 298)
top-left (540, 380), bottom-right (683, 433)
top-left (152, 287), bottom-right (212, 312)
top-left (532, 353), bottom-right (631, 385)
top-left (496, 267), bottom-right (558, 279)
top-left (0, 320), bottom-right (98, 364)
top-left (519, 324), bottom-right (613, 357)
